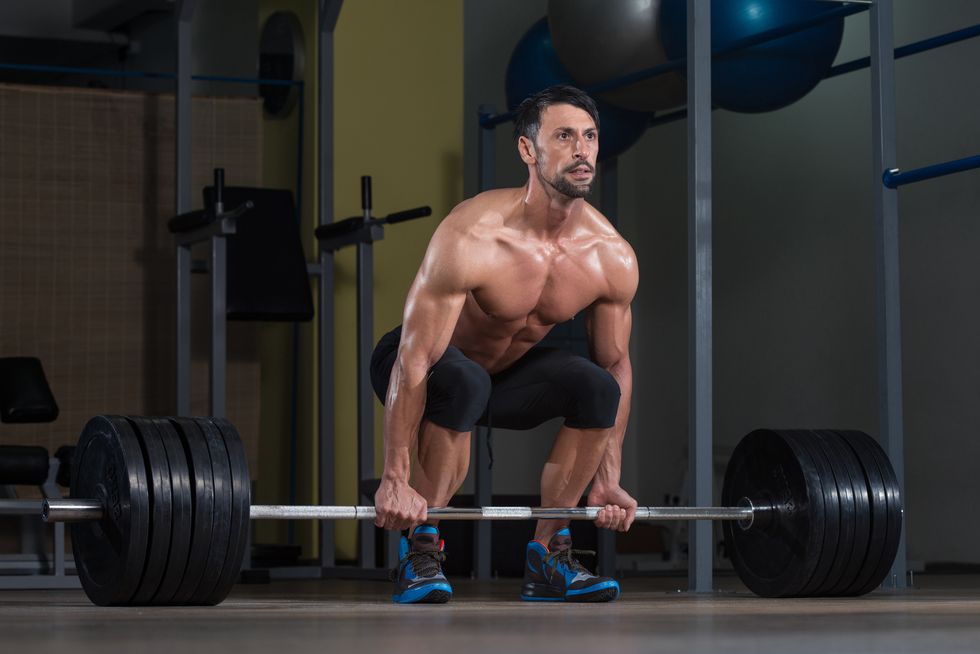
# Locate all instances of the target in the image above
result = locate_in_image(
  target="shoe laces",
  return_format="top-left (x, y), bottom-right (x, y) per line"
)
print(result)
top-left (391, 549), bottom-right (446, 581)
top-left (545, 548), bottom-right (595, 574)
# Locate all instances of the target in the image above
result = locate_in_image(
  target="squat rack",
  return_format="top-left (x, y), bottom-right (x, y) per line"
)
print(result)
top-left (474, 0), bottom-right (980, 590)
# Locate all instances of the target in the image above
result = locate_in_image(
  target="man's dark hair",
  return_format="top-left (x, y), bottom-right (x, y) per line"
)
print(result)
top-left (513, 84), bottom-right (600, 145)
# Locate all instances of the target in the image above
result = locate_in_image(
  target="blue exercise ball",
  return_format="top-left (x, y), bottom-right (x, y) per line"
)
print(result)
top-left (660, 0), bottom-right (845, 113)
top-left (505, 17), bottom-right (650, 162)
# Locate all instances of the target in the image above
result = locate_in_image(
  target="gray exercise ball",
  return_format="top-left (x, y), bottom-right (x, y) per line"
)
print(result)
top-left (547, 0), bottom-right (686, 113)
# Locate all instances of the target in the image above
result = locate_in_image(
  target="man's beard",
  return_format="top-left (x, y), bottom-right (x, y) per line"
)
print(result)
top-left (538, 162), bottom-right (594, 199)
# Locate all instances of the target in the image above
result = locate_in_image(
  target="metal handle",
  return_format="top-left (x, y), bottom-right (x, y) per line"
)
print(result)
top-left (360, 175), bottom-right (371, 212)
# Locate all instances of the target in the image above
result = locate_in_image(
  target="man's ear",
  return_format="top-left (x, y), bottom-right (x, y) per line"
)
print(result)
top-left (518, 136), bottom-right (537, 165)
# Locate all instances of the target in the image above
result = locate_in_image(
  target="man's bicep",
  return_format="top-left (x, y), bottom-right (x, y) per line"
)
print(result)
top-left (400, 281), bottom-right (467, 367)
top-left (587, 239), bottom-right (638, 368)
top-left (586, 301), bottom-right (632, 370)
top-left (398, 235), bottom-right (472, 370)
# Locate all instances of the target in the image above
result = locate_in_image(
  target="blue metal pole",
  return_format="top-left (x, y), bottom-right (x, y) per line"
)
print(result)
top-left (883, 154), bottom-right (980, 189)
top-left (827, 22), bottom-right (980, 79)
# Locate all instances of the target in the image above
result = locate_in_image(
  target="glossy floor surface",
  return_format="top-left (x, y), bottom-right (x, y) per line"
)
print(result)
top-left (2, 574), bottom-right (979, 654)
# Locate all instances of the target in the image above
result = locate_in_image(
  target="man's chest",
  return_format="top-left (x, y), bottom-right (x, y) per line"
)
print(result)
top-left (468, 254), bottom-right (602, 326)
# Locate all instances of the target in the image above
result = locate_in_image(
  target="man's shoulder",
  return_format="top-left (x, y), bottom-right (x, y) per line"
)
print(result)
top-left (449, 188), bottom-right (521, 221)
top-left (576, 205), bottom-right (638, 301)
top-left (578, 204), bottom-right (635, 260)
top-left (434, 189), bottom-right (522, 243)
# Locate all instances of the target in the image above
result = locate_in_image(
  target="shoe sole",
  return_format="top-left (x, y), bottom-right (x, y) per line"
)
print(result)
top-left (393, 586), bottom-right (452, 604)
top-left (521, 582), bottom-right (620, 603)
top-left (565, 585), bottom-right (620, 602)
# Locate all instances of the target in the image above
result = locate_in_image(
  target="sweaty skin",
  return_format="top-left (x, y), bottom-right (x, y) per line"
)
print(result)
top-left (375, 103), bottom-right (639, 541)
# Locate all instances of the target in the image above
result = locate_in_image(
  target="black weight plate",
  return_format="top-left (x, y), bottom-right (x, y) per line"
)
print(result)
top-left (202, 417), bottom-right (252, 605)
top-left (70, 415), bottom-right (149, 606)
top-left (783, 431), bottom-right (841, 597)
top-left (810, 430), bottom-right (857, 596)
top-left (169, 417), bottom-right (215, 605)
top-left (128, 417), bottom-right (174, 605)
top-left (722, 429), bottom-right (825, 597)
top-left (820, 430), bottom-right (872, 596)
top-left (835, 430), bottom-right (888, 595)
top-left (865, 433), bottom-right (903, 588)
top-left (150, 417), bottom-right (194, 604)
top-left (188, 417), bottom-right (233, 604)
top-left (840, 430), bottom-right (903, 592)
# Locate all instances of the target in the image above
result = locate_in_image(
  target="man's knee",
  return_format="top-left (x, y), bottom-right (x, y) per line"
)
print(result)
top-left (566, 364), bottom-right (621, 430)
top-left (425, 359), bottom-right (491, 432)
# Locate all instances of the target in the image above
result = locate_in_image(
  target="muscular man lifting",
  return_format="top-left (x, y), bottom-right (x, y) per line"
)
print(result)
top-left (371, 85), bottom-right (639, 604)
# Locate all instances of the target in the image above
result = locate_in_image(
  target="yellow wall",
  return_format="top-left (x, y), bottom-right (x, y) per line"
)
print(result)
top-left (258, 0), bottom-right (464, 559)
top-left (332, 0), bottom-right (464, 558)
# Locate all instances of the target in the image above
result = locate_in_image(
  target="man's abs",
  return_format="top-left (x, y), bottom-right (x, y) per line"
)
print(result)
top-left (450, 292), bottom-right (588, 374)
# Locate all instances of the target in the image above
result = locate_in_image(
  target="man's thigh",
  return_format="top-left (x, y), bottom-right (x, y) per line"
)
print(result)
top-left (370, 325), bottom-right (491, 432)
top-left (484, 348), bottom-right (619, 431)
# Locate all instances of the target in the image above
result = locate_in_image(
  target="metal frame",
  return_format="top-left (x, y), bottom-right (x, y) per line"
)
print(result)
top-left (0, 459), bottom-right (80, 590)
top-left (318, 0), bottom-right (344, 572)
top-left (317, 0), bottom-right (343, 568)
top-left (870, 0), bottom-right (907, 589)
top-left (175, 0), bottom-right (198, 417)
top-left (597, 159), bottom-right (619, 577)
top-left (473, 103), bottom-right (496, 581)
top-left (686, 0), bottom-right (713, 594)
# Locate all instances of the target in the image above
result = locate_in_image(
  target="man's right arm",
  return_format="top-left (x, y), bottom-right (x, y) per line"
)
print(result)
top-left (374, 220), bottom-right (474, 530)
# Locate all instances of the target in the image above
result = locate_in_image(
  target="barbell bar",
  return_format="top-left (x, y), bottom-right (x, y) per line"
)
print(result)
top-left (60, 415), bottom-right (902, 606)
top-left (43, 498), bottom-right (758, 525)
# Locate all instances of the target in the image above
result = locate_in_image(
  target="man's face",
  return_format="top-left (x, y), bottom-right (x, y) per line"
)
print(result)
top-left (529, 103), bottom-right (598, 199)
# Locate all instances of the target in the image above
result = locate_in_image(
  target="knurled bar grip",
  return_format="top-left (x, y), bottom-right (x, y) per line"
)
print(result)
top-left (43, 499), bottom-right (755, 526)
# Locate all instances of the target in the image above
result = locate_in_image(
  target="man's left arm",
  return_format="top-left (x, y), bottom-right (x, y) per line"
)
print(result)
top-left (585, 240), bottom-right (639, 531)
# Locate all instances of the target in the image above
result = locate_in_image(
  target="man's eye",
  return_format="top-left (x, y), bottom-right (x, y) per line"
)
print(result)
top-left (558, 132), bottom-right (568, 139)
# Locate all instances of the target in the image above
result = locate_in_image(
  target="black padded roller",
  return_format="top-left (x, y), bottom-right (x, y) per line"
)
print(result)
top-left (0, 445), bottom-right (50, 485)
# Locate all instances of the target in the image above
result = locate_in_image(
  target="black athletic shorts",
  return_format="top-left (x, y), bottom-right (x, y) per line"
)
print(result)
top-left (370, 325), bottom-right (621, 433)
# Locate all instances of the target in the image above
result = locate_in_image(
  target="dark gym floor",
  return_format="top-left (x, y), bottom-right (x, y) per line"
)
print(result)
top-left (3, 575), bottom-right (980, 654)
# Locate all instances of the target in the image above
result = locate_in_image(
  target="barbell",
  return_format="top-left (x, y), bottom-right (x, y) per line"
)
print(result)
top-left (43, 415), bottom-right (902, 606)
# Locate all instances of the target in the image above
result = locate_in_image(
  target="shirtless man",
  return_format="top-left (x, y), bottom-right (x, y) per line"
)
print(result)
top-left (371, 85), bottom-right (638, 604)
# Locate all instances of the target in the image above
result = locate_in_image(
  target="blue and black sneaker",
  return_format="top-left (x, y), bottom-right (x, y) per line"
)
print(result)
top-left (521, 528), bottom-right (620, 602)
top-left (391, 525), bottom-right (452, 604)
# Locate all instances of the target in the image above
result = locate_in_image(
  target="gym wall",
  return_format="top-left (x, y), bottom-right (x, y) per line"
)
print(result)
top-left (463, 0), bottom-right (980, 565)
top-left (0, 85), bottom-right (264, 472)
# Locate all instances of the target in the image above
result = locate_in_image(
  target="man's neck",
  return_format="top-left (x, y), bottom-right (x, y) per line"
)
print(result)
top-left (516, 174), bottom-right (585, 240)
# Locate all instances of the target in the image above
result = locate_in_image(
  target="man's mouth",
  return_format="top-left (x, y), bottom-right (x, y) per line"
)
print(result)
top-left (567, 165), bottom-right (593, 179)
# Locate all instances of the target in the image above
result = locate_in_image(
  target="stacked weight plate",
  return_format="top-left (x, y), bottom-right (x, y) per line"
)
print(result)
top-left (722, 428), bottom-right (902, 597)
top-left (70, 415), bottom-right (251, 606)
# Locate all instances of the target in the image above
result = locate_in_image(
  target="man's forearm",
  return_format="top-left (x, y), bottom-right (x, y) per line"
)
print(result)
top-left (381, 358), bottom-right (429, 482)
top-left (594, 361), bottom-right (631, 487)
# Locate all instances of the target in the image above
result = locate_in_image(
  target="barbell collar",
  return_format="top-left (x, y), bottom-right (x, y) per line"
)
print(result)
top-left (42, 499), bottom-right (105, 522)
